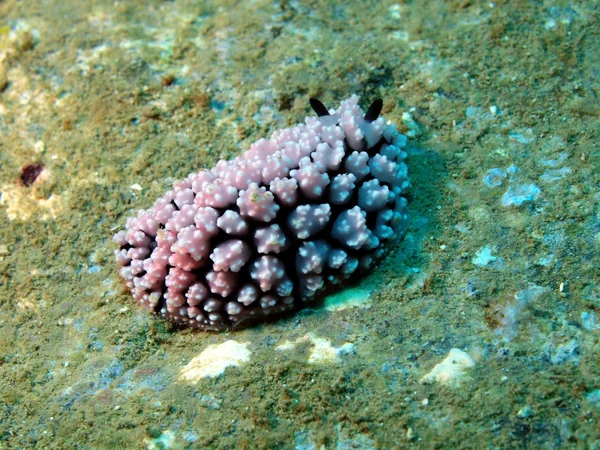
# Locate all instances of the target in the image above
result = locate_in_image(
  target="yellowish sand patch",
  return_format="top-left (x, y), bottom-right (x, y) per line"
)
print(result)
top-left (0, 183), bottom-right (63, 221)
top-left (420, 348), bottom-right (476, 385)
top-left (178, 340), bottom-right (251, 382)
top-left (16, 297), bottom-right (37, 311)
top-left (276, 332), bottom-right (355, 363)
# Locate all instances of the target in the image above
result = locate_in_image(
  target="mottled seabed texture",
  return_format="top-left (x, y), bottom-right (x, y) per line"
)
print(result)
top-left (0, 0), bottom-right (598, 448)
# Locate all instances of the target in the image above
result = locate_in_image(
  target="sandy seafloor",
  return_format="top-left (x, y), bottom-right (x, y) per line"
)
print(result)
top-left (0, 0), bottom-right (599, 448)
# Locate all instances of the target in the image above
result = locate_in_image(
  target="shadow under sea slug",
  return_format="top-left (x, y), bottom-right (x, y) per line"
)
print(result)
top-left (114, 95), bottom-right (410, 330)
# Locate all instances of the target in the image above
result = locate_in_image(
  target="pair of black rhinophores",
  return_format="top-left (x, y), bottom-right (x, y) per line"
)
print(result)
top-left (309, 98), bottom-right (383, 123)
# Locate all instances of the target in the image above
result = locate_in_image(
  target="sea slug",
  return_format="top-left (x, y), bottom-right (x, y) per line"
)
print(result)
top-left (114, 95), bottom-right (410, 330)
